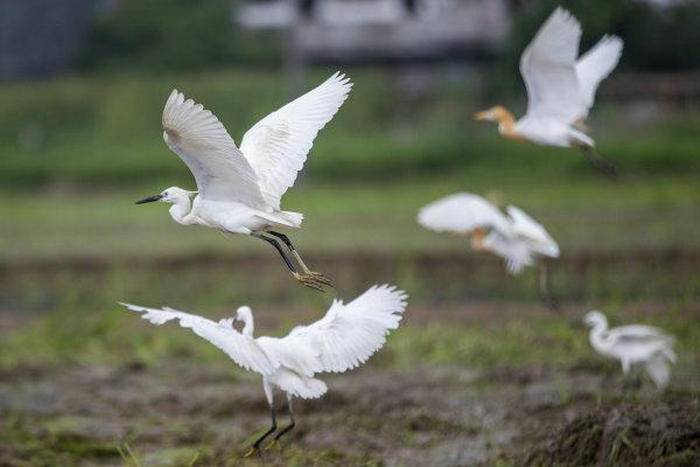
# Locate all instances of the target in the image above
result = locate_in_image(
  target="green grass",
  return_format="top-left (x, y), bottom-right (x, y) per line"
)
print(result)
top-left (2, 297), bottom-right (698, 388)
top-left (1, 68), bottom-right (699, 189)
top-left (2, 175), bottom-right (699, 262)
top-left (2, 68), bottom-right (698, 263)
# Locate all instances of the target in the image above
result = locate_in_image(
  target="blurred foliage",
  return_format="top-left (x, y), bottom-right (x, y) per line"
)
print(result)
top-left (79, 0), bottom-right (281, 71)
top-left (0, 68), bottom-right (698, 190)
top-left (493, 0), bottom-right (700, 97)
top-left (76, 0), bottom-right (700, 74)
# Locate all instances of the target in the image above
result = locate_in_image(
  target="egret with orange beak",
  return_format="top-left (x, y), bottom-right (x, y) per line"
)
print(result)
top-left (475, 7), bottom-right (622, 177)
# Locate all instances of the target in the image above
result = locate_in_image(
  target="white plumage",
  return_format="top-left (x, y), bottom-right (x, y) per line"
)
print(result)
top-left (137, 72), bottom-right (353, 289)
top-left (120, 284), bottom-right (407, 453)
top-left (475, 7), bottom-right (622, 175)
top-left (584, 310), bottom-right (676, 389)
top-left (417, 193), bottom-right (559, 275)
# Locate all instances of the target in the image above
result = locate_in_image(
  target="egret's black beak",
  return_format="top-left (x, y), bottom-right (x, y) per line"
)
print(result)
top-left (135, 194), bottom-right (163, 205)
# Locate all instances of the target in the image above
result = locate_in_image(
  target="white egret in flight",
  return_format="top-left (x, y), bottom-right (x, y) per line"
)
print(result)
top-left (417, 193), bottom-right (560, 308)
top-left (120, 284), bottom-right (407, 456)
top-left (136, 72), bottom-right (353, 291)
top-left (584, 310), bottom-right (676, 389)
top-left (475, 7), bottom-right (623, 177)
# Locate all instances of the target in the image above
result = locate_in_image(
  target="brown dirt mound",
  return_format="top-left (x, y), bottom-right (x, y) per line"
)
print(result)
top-left (525, 398), bottom-right (700, 466)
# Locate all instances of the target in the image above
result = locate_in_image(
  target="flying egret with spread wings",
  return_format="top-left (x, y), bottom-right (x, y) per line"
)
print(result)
top-left (584, 310), bottom-right (676, 389)
top-left (120, 284), bottom-right (407, 456)
top-left (474, 7), bottom-right (623, 176)
top-left (135, 72), bottom-right (353, 291)
top-left (417, 193), bottom-right (560, 307)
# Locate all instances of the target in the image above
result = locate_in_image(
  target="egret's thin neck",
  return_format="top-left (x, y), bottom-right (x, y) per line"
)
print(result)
top-left (589, 322), bottom-right (608, 349)
top-left (241, 316), bottom-right (254, 337)
top-left (496, 109), bottom-right (521, 140)
top-left (169, 197), bottom-right (193, 225)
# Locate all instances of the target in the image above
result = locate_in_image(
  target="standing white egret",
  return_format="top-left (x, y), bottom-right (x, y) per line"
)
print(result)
top-left (417, 193), bottom-right (560, 307)
top-left (584, 310), bottom-right (676, 389)
top-left (120, 284), bottom-right (407, 456)
top-left (135, 72), bottom-right (353, 291)
top-left (474, 7), bottom-right (623, 176)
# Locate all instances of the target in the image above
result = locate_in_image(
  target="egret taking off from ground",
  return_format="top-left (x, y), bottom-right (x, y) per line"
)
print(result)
top-left (474, 7), bottom-right (623, 177)
top-left (120, 284), bottom-right (407, 456)
top-left (135, 72), bottom-right (353, 291)
top-left (417, 193), bottom-right (560, 307)
top-left (584, 310), bottom-right (676, 390)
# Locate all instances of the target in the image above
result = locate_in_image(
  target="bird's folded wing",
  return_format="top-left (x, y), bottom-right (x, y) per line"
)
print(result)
top-left (575, 35), bottom-right (623, 115)
top-left (520, 7), bottom-right (587, 123)
top-left (417, 193), bottom-right (513, 236)
top-left (609, 325), bottom-right (675, 345)
top-left (285, 285), bottom-right (407, 373)
top-left (120, 303), bottom-right (277, 375)
top-left (506, 205), bottom-right (559, 257)
top-left (162, 89), bottom-right (267, 206)
top-left (239, 72), bottom-right (352, 209)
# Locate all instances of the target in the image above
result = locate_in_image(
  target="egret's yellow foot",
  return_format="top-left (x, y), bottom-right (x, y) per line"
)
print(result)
top-left (243, 446), bottom-right (259, 458)
top-left (307, 271), bottom-right (335, 288)
top-left (293, 273), bottom-right (328, 292)
top-left (264, 440), bottom-right (281, 451)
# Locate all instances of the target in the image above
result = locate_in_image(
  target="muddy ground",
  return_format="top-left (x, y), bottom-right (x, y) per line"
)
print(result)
top-left (2, 362), bottom-right (698, 466)
top-left (1, 304), bottom-right (698, 466)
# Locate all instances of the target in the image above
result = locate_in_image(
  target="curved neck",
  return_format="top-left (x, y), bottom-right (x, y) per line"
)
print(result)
top-left (589, 321), bottom-right (608, 349)
top-left (169, 197), bottom-right (193, 225)
top-left (241, 315), bottom-right (254, 338)
top-left (496, 108), bottom-right (521, 140)
top-left (470, 228), bottom-right (488, 251)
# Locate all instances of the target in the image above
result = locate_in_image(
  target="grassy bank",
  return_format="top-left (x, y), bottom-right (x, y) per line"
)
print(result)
top-left (1, 68), bottom-right (699, 190)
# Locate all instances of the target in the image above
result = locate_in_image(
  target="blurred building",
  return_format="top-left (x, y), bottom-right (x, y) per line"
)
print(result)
top-left (0, 0), bottom-right (106, 80)
top-left (236, 0), bottom-right (510, 63)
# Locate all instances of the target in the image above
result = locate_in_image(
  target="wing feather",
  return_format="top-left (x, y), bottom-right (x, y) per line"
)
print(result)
top-left (120, 302), bottom-right (276, 375)
top-left (284, 285), bottom-right (407, 373)
top-left (239, 72), bottom-right (352, 209)
top-left (520, 7), bottom-right (587, 123)
top-left (506, 205), bottom-right (559, 258)
top-left (576, 35), bottom-right (623, 116)
top-left (417, 193), bottom-right (512, 236)
top-left (162, 89), bottom-right (266, 206)
top-left (608, 325), bottom-right (675, 346)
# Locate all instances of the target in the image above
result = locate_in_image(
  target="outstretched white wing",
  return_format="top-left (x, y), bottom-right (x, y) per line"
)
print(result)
top-left (162, 89), bottom-right (267, 207)
top-left (520, 7), bottom-right (587, 124)
top-left (120, 303), bottom-right (276, 375)
top-left (576, 35), bottom-right (623, 116)
top-left (506, 205), bottom-right (559, 258)
top-left (417, 193), bottom-right (512, 236)
top-left (283, 285), bottom-right (407, 373)
top-left (239, 72), bottom-right (352, 209)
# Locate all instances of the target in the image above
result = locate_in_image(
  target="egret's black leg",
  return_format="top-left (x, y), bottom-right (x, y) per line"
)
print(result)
top-left (581, 146), bottom-right (618, 179)
top-left (252, 233), bottom-right (326, 292)
top-left (267, 231), bottom-right (295, 251)
top-left (268, 231), bottom-right (334, 289)
top-left (244, 404), bottom-right (277, 457)
top-left (252, 232), bottom-right (297, 273)
top-left (273, 393), bottom-right (296, 442)
top-left (539, 262), bottom-right (560, 312)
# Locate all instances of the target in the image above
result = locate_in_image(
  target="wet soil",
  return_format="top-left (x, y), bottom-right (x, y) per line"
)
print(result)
top-left (3, 358), bottom-right (698, 465)
top-left (1, 306), bottom-right (698, 466)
